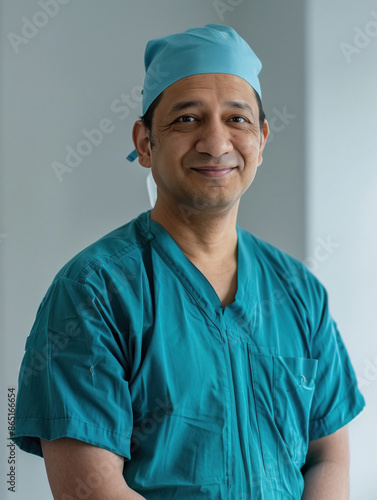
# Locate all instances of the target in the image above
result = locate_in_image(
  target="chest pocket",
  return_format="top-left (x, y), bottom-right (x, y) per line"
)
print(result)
top-left (248, 346), bottom-right (318, 480)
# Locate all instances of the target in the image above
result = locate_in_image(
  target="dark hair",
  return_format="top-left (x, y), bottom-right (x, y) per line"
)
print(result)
top-left (140, 91), bottom-right (164, 134)
top-left (253, 88), bottom-right (266, 131)
top-left (141, 86), bottom-right (266, 136)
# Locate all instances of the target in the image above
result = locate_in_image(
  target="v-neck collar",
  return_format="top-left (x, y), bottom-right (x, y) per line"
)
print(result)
top-left (141, 210), bottom-right (257, 331)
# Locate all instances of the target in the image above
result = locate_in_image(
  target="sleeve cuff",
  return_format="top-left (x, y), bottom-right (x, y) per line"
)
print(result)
top-left (309, 386), bottom-right (366, 441)
top-left (12, 416), bottom-right (132, 460)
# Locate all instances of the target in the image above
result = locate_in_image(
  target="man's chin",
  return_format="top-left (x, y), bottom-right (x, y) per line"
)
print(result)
top-left (177, 195), bottom-right (240, 218)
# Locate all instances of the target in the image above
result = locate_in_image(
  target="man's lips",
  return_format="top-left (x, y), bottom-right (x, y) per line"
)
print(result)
top-left (191, 166), bottom-right (237, 178)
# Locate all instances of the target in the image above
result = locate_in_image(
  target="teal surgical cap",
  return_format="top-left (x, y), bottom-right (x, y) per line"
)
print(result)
top-left (127, 24), bottom-right (262, 162)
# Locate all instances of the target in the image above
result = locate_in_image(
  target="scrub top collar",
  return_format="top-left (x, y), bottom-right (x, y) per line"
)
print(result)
top-left (142, 210), bottom-right (258, 331)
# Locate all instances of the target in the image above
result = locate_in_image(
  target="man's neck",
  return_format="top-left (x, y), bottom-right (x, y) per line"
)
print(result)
top-left (149, 201), bottom-right (239, 266)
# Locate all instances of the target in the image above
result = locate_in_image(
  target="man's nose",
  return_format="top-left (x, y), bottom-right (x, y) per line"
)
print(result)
top-left (195, 119), bottom-right (233, 157)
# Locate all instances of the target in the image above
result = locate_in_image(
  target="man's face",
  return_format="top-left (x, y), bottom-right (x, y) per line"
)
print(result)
top-left (137, 73), bottom-right (269, 216)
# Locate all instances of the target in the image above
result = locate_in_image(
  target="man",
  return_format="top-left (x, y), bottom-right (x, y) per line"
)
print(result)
top-left (13, 24), bottom-right (364, 499)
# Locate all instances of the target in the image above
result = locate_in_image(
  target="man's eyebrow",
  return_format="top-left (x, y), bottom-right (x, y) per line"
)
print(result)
top-left (224, 101), bottom-right (255, 118)
top-left (167, 100), bottom-right (255, 118)
top-left (167, 100), bottom-right (204, 116)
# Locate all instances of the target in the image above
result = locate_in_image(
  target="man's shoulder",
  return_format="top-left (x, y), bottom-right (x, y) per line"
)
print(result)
top-left (53, 211), bottom-right (151, 286)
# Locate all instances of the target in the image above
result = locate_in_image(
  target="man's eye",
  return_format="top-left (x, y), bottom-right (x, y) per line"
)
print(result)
top-left (176, 115), bottom-right (196, 123)
top-left (229, 116), bottom-right (249, 123)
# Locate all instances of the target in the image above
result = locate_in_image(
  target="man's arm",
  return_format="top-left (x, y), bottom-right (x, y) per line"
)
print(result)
top-left (41, 438), bottom-right (146, 500)
top-left (301, 426), bottom-right (350, 499)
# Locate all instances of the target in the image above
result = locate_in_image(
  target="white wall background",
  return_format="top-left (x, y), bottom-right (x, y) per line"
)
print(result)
top-left (1, 0), bottom-right (375, 498)
top-left (306, 1), bottom-right (377, 498)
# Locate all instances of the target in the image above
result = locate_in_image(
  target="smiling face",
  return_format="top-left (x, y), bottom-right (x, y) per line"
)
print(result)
top-left (133, 73), bottom-right (269, 218)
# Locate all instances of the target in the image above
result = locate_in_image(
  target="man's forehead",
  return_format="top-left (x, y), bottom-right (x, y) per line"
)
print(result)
top-left (160, 73), bottom-right (257, 110)
top-left (165, 72), bottom-right (254, 90)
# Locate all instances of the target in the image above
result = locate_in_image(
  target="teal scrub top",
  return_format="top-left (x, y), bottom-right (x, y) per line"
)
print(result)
top-left (13, 210), bottom-right (365, 499)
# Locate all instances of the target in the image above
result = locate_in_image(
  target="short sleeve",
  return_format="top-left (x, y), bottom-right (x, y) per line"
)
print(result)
top-left (308, 282), bottom-right (365, 441)
top-left (13, 276), bottom-right (133, 459)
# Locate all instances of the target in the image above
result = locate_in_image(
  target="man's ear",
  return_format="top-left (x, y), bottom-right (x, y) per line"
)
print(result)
top-left (132, 120), bottom-right (152, 168)
top-left (257, 119), bottom-right (269, 166)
